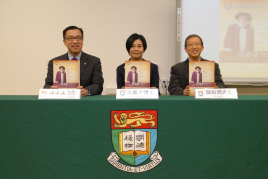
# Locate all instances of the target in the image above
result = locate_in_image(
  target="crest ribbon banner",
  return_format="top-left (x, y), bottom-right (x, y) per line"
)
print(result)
top-left (107, 151), bottom-right (162, 173)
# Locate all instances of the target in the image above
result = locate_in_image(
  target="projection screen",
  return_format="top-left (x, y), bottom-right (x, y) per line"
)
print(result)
top-left (180, 0), bottom-right (268, 83)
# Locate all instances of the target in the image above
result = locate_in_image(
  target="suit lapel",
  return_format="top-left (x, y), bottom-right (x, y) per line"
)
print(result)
top-left (80, 52), bottom-right (89, 76)
top-left (184, 59), bottom-right (189, 73)
top-left (63, 53), bottom-right (69, 60)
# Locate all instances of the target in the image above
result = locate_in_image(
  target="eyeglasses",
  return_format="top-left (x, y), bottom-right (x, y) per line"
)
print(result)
top-left (66, 36), bottom-right (83, 41)
top-left (187, 43), bottom-right (202, 48)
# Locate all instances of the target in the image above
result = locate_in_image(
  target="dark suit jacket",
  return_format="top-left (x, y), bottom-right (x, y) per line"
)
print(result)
top-left (168, 58), bottom-right (225, 95)
top-left (116, 59), bottom-right (159, 89)
top-left (44, 51), bottom-right (104, 95)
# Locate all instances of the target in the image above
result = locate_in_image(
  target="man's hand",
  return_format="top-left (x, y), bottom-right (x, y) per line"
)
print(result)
top-left (214, 83), bottom-right (218, 89)
top-left (50, 86), bottom-right (58, 89)
top-left (77, 86), bottom-right (89, 97)
top-left (183, 86), bottom-right (190, 96)
top-left (121, 86), bottom-right (125, 89)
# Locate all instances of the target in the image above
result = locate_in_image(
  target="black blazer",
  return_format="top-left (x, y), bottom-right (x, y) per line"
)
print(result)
top-left (168, 58), bottom-right (225, 95)
top-left (44, 52), bottom-right (104, 95)
top-left (116, 59), bottom-right (159, 89)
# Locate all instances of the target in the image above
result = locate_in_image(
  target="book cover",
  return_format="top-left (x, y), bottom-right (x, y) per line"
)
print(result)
top-left (125, 61), bottom-right (150, 89)
top-left (53, 60), bottom-right (80, 88)
top-left (189, 61), bottom-right (215, 96)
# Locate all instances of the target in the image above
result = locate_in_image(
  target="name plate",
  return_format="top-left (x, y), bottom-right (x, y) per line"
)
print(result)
top-left (116, 89), bottom-right (159, 99)
top-left (195, 88), bottom-right (238, 99)
top-left (38, 89), bottom-right (81, 99)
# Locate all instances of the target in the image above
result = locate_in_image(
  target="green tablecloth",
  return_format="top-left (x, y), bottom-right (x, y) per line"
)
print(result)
top-left (1, 95), bottom-right (268, 178)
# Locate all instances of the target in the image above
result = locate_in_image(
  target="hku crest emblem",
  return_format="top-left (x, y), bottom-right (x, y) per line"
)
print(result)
top-left (120, 90), bottom-right (125, 96)
top-left (224, 2), bottom-right (232, 9)
top-left (198, 91), bottom-right (203, 96)
top-left (107, 110), bottom-right (162, 173)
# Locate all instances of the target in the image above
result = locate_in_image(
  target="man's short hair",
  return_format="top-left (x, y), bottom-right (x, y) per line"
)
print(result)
top-left (184, 34), bottom-right (204, 48)
top-left (126, 33), bottom-right (147, 54)
top-left (63, 26), bottom-right (84, 39)
top-left (59, 66), bottom-right (65, 70)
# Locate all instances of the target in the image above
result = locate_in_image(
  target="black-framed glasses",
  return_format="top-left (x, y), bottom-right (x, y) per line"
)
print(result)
top-left (187, 43), bottom-right (201, 48)
top-left (66, 36), bottom-right (83, 41)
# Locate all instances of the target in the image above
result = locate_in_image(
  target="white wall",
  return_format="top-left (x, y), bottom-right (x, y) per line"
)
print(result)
top-left (0, 0), bottom-right (176, 95)
top-left (181, 0), bottom-right (220, 62)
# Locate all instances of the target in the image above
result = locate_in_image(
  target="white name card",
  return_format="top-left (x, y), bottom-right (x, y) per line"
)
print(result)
top-left (195, 88), bottom-right (238, 99)
top-left (116, 89), bottom-right (159, 99)
top-left (38, 89), bottom-right (81, 99)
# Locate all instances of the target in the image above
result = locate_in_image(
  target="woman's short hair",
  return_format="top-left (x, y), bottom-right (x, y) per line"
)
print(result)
top-left (195, 66), bottom-right (201, 70)
top-left (235, 12), bottom-right (252, 21)
top-left (131, 66), bottom-right (137, 70)
top-left (126, 33), bottom-right (147, 54)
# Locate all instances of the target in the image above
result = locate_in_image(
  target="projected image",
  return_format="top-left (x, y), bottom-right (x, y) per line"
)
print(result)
top-left (223, 12), bottom-right (254, 52)
top-left (219, 0), bottom-right (268, 82)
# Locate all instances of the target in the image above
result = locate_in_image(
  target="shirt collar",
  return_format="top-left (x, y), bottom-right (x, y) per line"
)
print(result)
top-left (236, 22), bottom-right (249, 28)
top-left (188, 57), bottom-right (201, 61)
top-left (68, 51), bottom-right (82, 61)
top-left (128, 58), bottom-right (146, 61)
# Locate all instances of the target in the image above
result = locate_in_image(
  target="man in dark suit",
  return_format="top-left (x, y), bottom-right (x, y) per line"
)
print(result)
top-left (44, 26), bottom-right (104, 96)
top-left (168, 34), bottom-right (225, 95)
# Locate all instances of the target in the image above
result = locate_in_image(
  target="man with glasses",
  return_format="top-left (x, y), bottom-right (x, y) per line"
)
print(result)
top-left (44, 26), bottom-right (104, 96)
top-left (168, 34), bottom-right (225, 95)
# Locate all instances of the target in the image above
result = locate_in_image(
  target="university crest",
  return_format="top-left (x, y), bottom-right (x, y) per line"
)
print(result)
top-left (198, 91), bottom-right (203, 96)
top-left (107, 110), bottom-right (162, 173)
top-left (224, 2), bottom-right (232, 10)
top-left (120, 90), bottom-right (125, 96)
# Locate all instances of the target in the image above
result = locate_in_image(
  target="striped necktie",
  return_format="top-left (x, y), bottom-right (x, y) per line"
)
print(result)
top-left (72, 57), bottom-right (77, 60)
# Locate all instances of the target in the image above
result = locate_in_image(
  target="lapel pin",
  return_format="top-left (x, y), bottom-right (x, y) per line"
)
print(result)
top-left (84, 63), bottom-right (86, 65)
